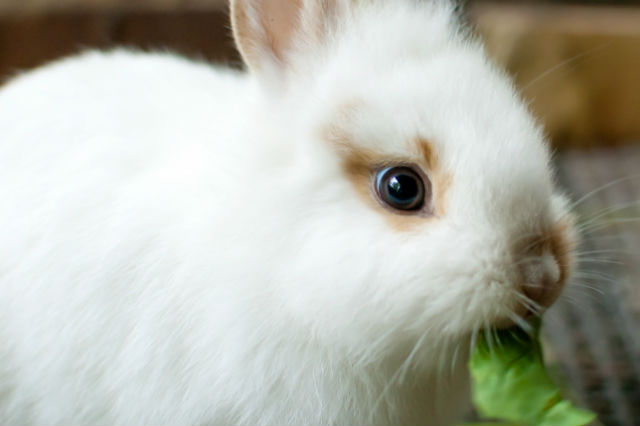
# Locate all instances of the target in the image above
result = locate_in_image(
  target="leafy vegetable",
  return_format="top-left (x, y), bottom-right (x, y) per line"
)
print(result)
top-left (469, 320), bottom-right (597, 426)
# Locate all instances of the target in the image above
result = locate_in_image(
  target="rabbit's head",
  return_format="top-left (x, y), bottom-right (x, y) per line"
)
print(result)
top-left (231, 0), bottom-right (574, 362)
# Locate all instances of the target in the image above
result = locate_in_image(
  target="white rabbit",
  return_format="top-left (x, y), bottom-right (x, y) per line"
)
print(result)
top-left (0, 0), bottom-right (576, 425)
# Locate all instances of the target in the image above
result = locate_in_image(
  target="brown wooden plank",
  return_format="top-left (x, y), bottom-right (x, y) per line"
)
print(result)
top-left (0, 13), bottom-right (114, 80)
top-left (471, 3), bottom-right (640, 147)
top-left (0, 0), bottom-right (225, 15)
top-left (113, 10), bottom-right (240, 67)
top-left (0, 8), bottom-right (239, 82)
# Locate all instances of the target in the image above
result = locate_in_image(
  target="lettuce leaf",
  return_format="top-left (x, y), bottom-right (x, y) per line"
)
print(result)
top-left (469, 320), bottom-right (596, 426)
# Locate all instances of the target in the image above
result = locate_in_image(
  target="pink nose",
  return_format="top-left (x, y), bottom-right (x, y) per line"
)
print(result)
top-left (520, 251), bottom-right (563, 310)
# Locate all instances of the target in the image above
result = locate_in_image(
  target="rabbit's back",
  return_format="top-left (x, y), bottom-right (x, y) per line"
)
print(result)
top-left (0, 50), bottom-right (247, 171)
top-left (0, 49), bottom-right (250, 271)
top-left (0, 49), bottom-right (251, 289)
top-left (0, 50), bottom-right (260, 424)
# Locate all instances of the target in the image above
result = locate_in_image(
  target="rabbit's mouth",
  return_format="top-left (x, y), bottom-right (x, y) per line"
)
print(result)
top-left (495, 261), bottom-right (567, 329)
top-left (494, 294), bottom-right (546, 330)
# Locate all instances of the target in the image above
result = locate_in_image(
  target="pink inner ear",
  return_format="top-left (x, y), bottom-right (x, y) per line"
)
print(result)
top-left (260, 0), bottom-right (302, 63)
top-left (232, 0), bottom-right (304, 72)
top-left (232, 0), bottom-right (341, 75)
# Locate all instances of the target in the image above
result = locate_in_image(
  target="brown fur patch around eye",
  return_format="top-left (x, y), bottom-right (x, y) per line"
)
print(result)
top-left (339, 148), bottom-right (431, 232)
top-left (415, 138), bottom-right (451, 217)
top-left (322, 112), bottom-right (451, 232)
top-left (416, 138), bottom-right (437, 171)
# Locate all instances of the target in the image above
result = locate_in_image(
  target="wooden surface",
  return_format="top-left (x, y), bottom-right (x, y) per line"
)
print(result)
top-left (472, 3), bottom-right (640, 147)
top-left (0, 8), bottom-right (240, 81)
top-left (0, 0), bottom-right (226, 14)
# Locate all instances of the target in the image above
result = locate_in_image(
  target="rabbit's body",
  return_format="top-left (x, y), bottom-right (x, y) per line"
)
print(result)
top-left (0, 1), bottom-right (573, 425)
top-left (0, 49), bottom-right (467, 425)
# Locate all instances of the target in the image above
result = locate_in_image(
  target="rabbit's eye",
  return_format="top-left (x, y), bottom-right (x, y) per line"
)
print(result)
top-left (375, 167), bottom-right (425, 211)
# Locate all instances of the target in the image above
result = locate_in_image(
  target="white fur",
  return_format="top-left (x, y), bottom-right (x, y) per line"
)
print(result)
top-left (0, 1), bottom-right (570, 425)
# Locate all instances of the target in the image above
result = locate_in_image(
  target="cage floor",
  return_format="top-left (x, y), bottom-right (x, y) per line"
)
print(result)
top-left (544, 143), bottom-right (640, 426)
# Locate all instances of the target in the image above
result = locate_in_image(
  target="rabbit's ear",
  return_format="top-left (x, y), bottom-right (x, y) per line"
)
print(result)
top-left (231, 0), bottom-right (341, 79)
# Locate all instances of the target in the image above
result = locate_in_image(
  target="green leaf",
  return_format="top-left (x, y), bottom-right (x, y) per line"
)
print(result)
top-left (469, 320), bottom-right (596, 426)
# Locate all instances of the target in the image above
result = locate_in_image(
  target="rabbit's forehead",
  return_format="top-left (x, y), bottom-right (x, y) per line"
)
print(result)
top-left (316, 50), bottom-right (541, 159)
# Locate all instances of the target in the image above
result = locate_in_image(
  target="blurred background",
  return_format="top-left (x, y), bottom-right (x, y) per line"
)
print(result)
top-left (0, 0), bottom-right (639, 425)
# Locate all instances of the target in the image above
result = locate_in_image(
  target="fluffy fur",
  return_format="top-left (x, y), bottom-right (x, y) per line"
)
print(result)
top-left (0, 0), bottom-right (573, 424)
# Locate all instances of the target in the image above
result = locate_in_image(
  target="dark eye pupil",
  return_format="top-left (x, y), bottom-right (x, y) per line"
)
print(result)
top-left (387, 175), bottom-right (419, 201)
top-left (375, 167), bottom-right (426, 211)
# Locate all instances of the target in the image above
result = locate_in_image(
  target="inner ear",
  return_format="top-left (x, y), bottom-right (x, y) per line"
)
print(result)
top-left (231, 0), bottom-right (340, 76)
top-left (231, 0), bottom-right (303, 74)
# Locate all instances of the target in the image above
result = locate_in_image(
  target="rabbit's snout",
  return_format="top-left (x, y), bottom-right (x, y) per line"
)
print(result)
top-left (516, 224), bottom-right (574, 312)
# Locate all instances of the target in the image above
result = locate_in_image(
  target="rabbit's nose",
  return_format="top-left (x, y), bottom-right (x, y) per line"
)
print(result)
top-left (519, 250), bottom-right (562, 310)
